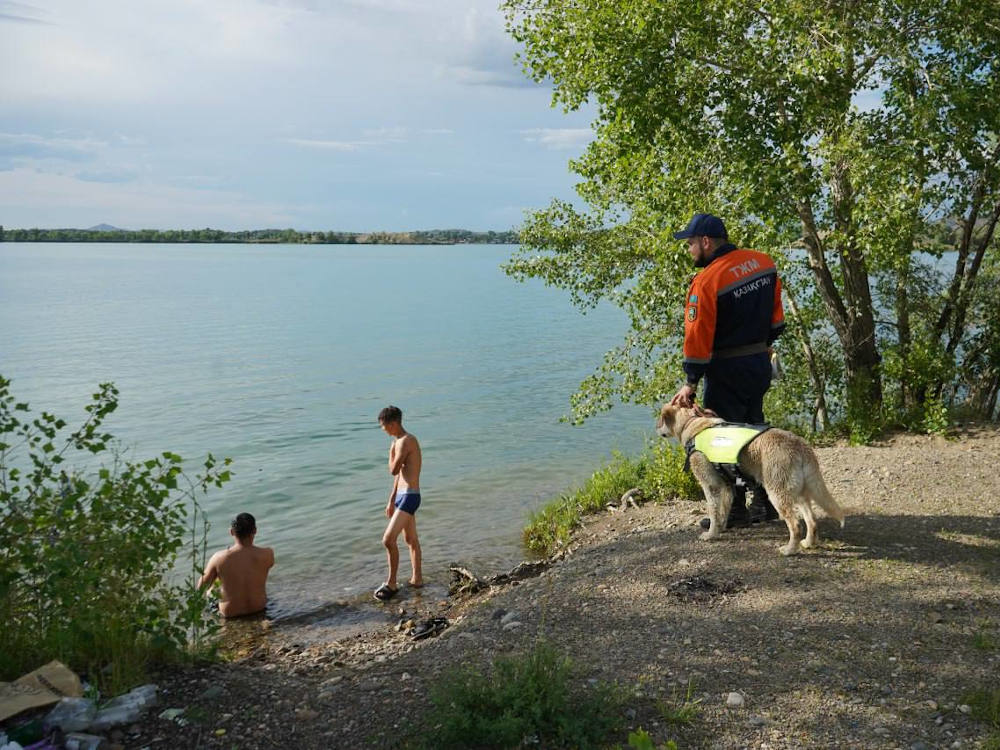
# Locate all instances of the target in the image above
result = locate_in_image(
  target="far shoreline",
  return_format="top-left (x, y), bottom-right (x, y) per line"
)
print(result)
top-left (0, 227), bottom-right (520, 245)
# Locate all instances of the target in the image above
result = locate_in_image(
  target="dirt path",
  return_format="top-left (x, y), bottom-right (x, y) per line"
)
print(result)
top-left (132, 427), bottom-right (1000, 749)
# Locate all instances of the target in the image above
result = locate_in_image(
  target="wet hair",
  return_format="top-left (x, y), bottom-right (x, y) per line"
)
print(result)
top-left (231, 512), bottom-right (256, 540)
top-left (378, 405), bottom-right (402, 425)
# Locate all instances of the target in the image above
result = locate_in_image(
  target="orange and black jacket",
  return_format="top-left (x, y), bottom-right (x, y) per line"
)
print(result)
top-left (682, 243), bottom-right (785, 386)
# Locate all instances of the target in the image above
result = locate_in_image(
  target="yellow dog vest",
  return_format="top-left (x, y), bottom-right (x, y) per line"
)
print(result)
top-left (685, 423), bottom-right (772, 473)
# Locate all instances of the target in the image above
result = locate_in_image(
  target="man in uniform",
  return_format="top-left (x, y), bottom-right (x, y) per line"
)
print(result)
top-left (669, 213), bottom-right (785, 528)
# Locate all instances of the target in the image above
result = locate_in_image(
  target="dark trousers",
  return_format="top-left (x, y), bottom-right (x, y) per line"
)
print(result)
top-left (703, 353), bottom-right (773, 511)
top-left (703, 353), bottom-right (771, 424)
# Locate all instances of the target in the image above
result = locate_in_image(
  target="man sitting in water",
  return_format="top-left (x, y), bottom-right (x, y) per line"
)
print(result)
top-left (198, 512), bottom-right (275, 617)
top-left (374, 405), bottom-right (423, 601)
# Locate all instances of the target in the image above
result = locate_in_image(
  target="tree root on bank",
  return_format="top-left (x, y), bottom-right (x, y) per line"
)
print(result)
top-left (448, 553), bottom-right (564, 598)
top-left (607, 487), bottom-right (644, 512)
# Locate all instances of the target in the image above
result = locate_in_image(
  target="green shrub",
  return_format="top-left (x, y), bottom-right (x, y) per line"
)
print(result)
top-left (645, 441), bottom-right (701, 504)
top-left (416, 640), bottom-right (624, 749)
top-left (963, 686), bottom-right (1000, 728)
top-left (0, 377), bottom-right (230, 693)
top-left (621, 728), bottom-right (679, 750)
top-left (657, 681), bottom-right (702, 727)
top-left (523, 441), bottom-right (701, 556)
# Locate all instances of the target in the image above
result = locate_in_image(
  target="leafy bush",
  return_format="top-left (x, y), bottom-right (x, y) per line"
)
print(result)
top-left (0, 377), bottom-right (230, 693)
top-left (645, 441), bottom-right (701, 505)
top-left (620, 728), bottom-right (678, 750)
top-left (523, 441), bottom-right (701, 556)
top-left (416, 640), bottom-right (624, 749)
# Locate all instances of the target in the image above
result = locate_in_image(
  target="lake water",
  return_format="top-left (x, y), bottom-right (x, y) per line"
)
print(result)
top-left (0, 242), bottom-right (655, 621)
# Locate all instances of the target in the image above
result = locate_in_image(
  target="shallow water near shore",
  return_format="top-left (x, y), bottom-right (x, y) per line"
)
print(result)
top-left (1, 242), bottom-right (651, 625)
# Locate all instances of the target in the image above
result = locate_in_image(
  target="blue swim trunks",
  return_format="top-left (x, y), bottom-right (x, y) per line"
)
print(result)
top-left (394, 490), bottom-right (421, 515)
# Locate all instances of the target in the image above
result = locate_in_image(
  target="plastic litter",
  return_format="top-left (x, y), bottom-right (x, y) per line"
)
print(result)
top-left (43, 697), bottom-right (96, 733)
top-left (64, 734), bottom-right (104, 750)
top-left (88, 684), bottom-right (157, 731)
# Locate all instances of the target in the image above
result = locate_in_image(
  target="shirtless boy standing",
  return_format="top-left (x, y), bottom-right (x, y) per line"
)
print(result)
top-left (374, 405), bottom-right (422, 601)
top-left (198, 512), bottom-right (275, 617)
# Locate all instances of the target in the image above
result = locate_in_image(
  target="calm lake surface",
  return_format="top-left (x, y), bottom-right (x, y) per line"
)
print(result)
top-left (0, 242), bottom-right (654, 620)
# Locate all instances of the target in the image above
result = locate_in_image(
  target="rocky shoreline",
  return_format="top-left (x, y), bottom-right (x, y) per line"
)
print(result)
top-left (10, 427), bottom-right (1000, 749)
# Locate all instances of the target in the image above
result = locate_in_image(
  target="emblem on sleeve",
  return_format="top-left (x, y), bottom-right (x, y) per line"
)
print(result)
top-left (688, 305), bottom-right (697, 321)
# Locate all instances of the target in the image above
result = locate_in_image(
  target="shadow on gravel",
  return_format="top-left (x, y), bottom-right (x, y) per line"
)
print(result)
top-left (526, 513), bottom-right (1000, 748)
top-left (832, 512), bottom-right (1000, 578)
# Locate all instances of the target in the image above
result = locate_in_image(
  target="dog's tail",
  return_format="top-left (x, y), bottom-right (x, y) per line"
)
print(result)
top-left (805, 468), bottom-right (846, 528)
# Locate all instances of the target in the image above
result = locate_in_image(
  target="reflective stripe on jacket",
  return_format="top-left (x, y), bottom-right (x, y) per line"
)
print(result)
top-left (682, 244), bottom-right (785, 385)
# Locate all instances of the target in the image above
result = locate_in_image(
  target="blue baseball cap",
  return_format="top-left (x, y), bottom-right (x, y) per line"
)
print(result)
top-left (672, 213), bottom-right (728, 240)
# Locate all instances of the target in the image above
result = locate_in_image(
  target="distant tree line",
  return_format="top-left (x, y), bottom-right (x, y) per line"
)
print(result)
top-left (0, 226), bottom-right (519, 245)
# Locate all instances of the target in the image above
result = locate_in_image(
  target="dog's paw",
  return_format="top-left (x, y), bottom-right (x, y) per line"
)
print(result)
top-left (700, 530), bottom-right (721, 541)
top-left (778, 542), bottom-right (801, 556)
top-left (800, 536), bottom-right (817, 549)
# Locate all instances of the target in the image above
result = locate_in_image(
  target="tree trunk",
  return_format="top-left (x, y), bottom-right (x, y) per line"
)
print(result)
top-left (782, 286), bottom-right (829, 431)
top-left (795, 186), bottom-right (882, 429)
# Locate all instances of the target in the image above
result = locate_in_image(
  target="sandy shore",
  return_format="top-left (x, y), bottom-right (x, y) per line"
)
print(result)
top-left (130, 426), bottom-right (1000, 749)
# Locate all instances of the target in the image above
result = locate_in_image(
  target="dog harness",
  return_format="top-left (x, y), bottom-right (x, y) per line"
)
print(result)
top-left (684, 423), bottom-right (772, 485)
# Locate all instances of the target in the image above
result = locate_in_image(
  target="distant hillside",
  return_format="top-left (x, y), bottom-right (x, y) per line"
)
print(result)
top-left (0, 227), bottom-right (519, 245)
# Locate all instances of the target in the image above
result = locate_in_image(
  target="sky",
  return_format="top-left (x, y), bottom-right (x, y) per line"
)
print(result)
top-left (0, 0), bottom-right (596, 231)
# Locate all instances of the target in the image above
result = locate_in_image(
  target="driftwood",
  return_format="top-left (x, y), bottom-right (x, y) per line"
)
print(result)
top-left (607, 487), bottom-right (644, 512)
top-left (448, 555), bottom-right (561, 598)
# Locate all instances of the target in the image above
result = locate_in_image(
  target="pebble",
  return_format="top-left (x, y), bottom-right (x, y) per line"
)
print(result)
top-left (198, 685), bottom-right (224, 701)
top-left (502, 621), bottom-right (523, 632)
top-left (957, 704), bottom-right (971, 714)
top-left (749, 715), bottom-right (767, 727)
top-left (500, 611), bottom-right (520, 626)
top-left (726, 692), bottom-right (745, 707)
top-left (910, 742), bottom-right (931, 750)
top-left (295, 708), bottom-right (319, 721)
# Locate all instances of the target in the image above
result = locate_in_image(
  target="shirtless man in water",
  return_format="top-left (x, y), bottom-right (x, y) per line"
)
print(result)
top-left (198, 512), bottom-right (275, 617)
top-left (374, 405), bottom-right (422, 601)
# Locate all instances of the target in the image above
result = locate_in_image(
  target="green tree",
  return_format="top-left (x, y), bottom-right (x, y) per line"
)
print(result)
top-left (502, 0), bottom-right (1000, 433)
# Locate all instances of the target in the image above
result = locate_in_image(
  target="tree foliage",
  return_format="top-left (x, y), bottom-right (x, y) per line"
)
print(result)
top-left (0, 377), bottom-right (231, 692)
top-left (502, 0), bottom-right (1000, 434)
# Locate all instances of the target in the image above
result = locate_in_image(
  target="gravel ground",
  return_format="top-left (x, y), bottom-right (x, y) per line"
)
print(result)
top-left (120, 426), bottom-right (1000, 749)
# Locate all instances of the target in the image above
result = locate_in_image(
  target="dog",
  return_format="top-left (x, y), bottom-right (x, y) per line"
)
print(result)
top-left (657, 404), bottom-right (845, 555)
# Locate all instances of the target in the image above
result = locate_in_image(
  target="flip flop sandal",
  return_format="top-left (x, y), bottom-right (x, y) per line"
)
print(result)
top-left (373, 584), bottom-right (398, 601)
top-left (410, 617), bottom-right (449, 640)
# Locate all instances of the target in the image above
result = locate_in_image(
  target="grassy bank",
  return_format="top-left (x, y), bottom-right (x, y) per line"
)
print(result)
top-left (523, 441), bottom-right (701, 556)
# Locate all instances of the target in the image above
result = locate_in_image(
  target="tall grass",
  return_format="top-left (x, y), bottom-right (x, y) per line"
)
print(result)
top-left (414, 640), bottom-right (625, 749)
top-left (523, 441), bottom-right (701, 556)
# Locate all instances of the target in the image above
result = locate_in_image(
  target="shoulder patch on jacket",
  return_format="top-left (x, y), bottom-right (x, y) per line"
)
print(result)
top-left (687, 305), bottom-right (697, 321)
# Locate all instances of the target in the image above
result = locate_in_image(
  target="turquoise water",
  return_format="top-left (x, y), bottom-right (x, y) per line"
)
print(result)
top-left (0, 242), bottom-right (654, 616)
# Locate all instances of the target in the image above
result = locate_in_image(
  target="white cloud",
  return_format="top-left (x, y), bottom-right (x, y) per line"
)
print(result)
top-left (0, 167), bottom-right (296, 228)
top-left (0, 131), bottom-right (107, 154)
top-left (520, 128), bottom-right (593, 150)
top-left (361, 126), bottom-right (408, 142)
top-left (283, 138), bottom-right (374, 151)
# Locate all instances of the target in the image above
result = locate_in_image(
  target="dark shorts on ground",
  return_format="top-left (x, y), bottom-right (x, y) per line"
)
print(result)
top-left (394, 490), bottom-right (421, 515)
